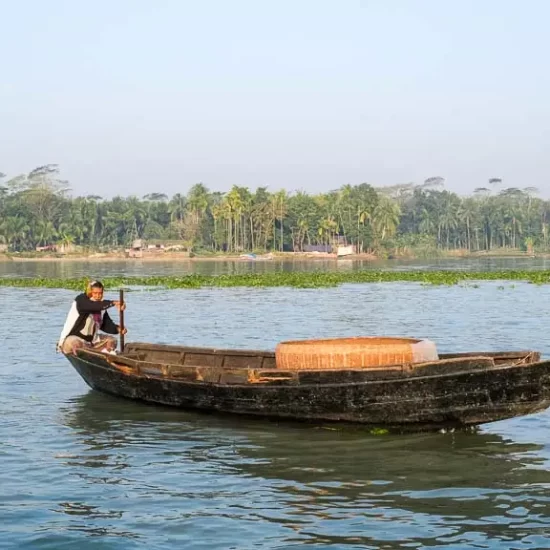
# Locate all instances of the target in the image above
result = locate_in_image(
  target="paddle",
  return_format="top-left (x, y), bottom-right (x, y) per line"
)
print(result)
top-left (119, 288), bottom-right (125, 353)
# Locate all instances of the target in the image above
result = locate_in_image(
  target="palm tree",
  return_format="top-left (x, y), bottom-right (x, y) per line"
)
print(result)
top-left (418, 208), bottom-right (435, 236)
top-left (1, 216), bottom-right (30, 250)
top-left (186, 183), bottom-right (209, 226)
top-left (168, 193), bottom-right (187, 223)
top-left (225, 186), bottom-right (245, 251)
top-left (250, 188), bottom-right (274, 251)
top-left (457, 198), bottom-right (477, 251)
top-left (34, 220), bottom-right (58, 247)
top-left (317, 216), bottom-right (339, 246)
top-left (336, 184), bottom-right (354, 242)
top-left (500, 199), bottom-right (522, 248)
top-left (373, 197), bottom-right (401, 241)
top-left (356, 204), bottom-right (372, 253)
top-left (271, 190), bottom-right (288, 251)
top-left (439, 197), bottom-right (459, 249)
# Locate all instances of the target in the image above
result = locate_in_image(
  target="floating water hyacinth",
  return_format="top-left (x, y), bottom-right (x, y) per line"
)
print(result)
top-left (1, 270), bottom-right (550, 290)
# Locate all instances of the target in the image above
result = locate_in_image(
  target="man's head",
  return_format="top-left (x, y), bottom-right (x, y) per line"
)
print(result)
top-left (86, 280), bottom-right (104, 301)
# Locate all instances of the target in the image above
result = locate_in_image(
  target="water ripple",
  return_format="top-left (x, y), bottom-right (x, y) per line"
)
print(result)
top-left (2, 261), bottom-right (550, 548)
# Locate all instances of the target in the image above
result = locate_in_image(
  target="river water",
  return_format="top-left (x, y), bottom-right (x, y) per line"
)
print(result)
top-left (2, 258), bottom-right (550, 549)
top-left (3, 255), bottom-right (550, 278)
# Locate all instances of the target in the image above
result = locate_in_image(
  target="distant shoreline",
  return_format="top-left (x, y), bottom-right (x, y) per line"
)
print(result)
top-left (0, 251), bottom-right (378, 263)
top-left (0, 250), bottom-right (542, 263)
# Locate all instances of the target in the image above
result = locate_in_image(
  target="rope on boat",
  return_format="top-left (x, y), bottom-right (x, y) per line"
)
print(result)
top-left (509, 352), bottom-right (538, 366)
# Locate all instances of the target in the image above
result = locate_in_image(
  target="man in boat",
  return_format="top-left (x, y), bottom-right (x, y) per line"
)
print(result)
top-left (57, 280), bottom-right (127, 355)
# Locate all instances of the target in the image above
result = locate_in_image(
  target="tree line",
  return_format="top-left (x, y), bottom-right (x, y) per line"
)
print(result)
top-left (0, 165), bottom-right (548, 255)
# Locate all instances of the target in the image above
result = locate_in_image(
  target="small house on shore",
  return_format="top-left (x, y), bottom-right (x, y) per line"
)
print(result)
top-left (35, 243), bottom-right (77, 254)
top-left (126, 239), bottom-right (188, 258)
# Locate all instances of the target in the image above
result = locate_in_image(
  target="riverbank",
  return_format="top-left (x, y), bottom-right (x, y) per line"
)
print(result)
top-left (0, 251), bottom-right (379, 263)
top-left (0, 248), bottom-right (544, 263)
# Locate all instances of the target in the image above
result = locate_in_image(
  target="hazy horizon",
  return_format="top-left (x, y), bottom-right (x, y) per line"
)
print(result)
top-left (2, 0), bottom-right (549, 199)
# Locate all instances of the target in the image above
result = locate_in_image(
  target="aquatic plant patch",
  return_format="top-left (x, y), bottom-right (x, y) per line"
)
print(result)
top-left (1, 270), bottom-right (550, 290)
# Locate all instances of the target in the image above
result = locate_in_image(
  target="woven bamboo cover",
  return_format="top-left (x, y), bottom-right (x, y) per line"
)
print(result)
top-left (275, 337), bottom-right (438, 370)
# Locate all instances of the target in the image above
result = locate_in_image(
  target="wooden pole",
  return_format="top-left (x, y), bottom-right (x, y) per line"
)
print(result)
top-left (119, 288), bottom-right (125, 353)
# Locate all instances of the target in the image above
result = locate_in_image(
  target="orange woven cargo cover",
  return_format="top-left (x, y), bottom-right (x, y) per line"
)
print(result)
top-left (275, 337), bottom-right (438, 370)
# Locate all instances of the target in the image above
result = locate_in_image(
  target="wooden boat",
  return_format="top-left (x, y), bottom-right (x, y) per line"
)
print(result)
top-left (64, 341), bottom-right (550, 431)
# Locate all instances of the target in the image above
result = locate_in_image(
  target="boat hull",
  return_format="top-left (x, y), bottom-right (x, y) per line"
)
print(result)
top-left (66, 349), bottom-right (550, 430)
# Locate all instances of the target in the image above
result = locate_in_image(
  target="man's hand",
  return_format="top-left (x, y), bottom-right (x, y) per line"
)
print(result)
top-left (118, 326), bottom-right (128, 335)
top-left (112, 300), bottom-right (125, 311)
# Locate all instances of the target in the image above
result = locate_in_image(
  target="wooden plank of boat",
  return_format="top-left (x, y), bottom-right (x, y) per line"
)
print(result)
top-left (123, 342), bottom-right (277, 369)
top-left (439, 350), bottom-right (541, 365)
top-left (121, 342), bottom-right (540, 368)
top-left (63, 342), bottom-right (550, 430)
top-left (103, 352), bottom-right (501, 383)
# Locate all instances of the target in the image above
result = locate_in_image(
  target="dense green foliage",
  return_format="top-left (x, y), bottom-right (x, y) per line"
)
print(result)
top-left (1, 270), bottom-right (550, 290)
top-left (0, 166), bottom-right (547, 254)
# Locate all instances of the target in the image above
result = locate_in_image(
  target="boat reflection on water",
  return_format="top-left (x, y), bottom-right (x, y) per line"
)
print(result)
top-left (60, 392), bottom-right (550, 549)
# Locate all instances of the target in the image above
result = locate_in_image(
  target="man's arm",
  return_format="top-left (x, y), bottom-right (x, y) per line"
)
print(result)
top-left (75, 294), bottom-right (116, 314)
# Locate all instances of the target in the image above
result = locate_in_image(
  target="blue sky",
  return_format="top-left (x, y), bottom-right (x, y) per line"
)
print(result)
top-left (1, 0), bottom-right (549, 198)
